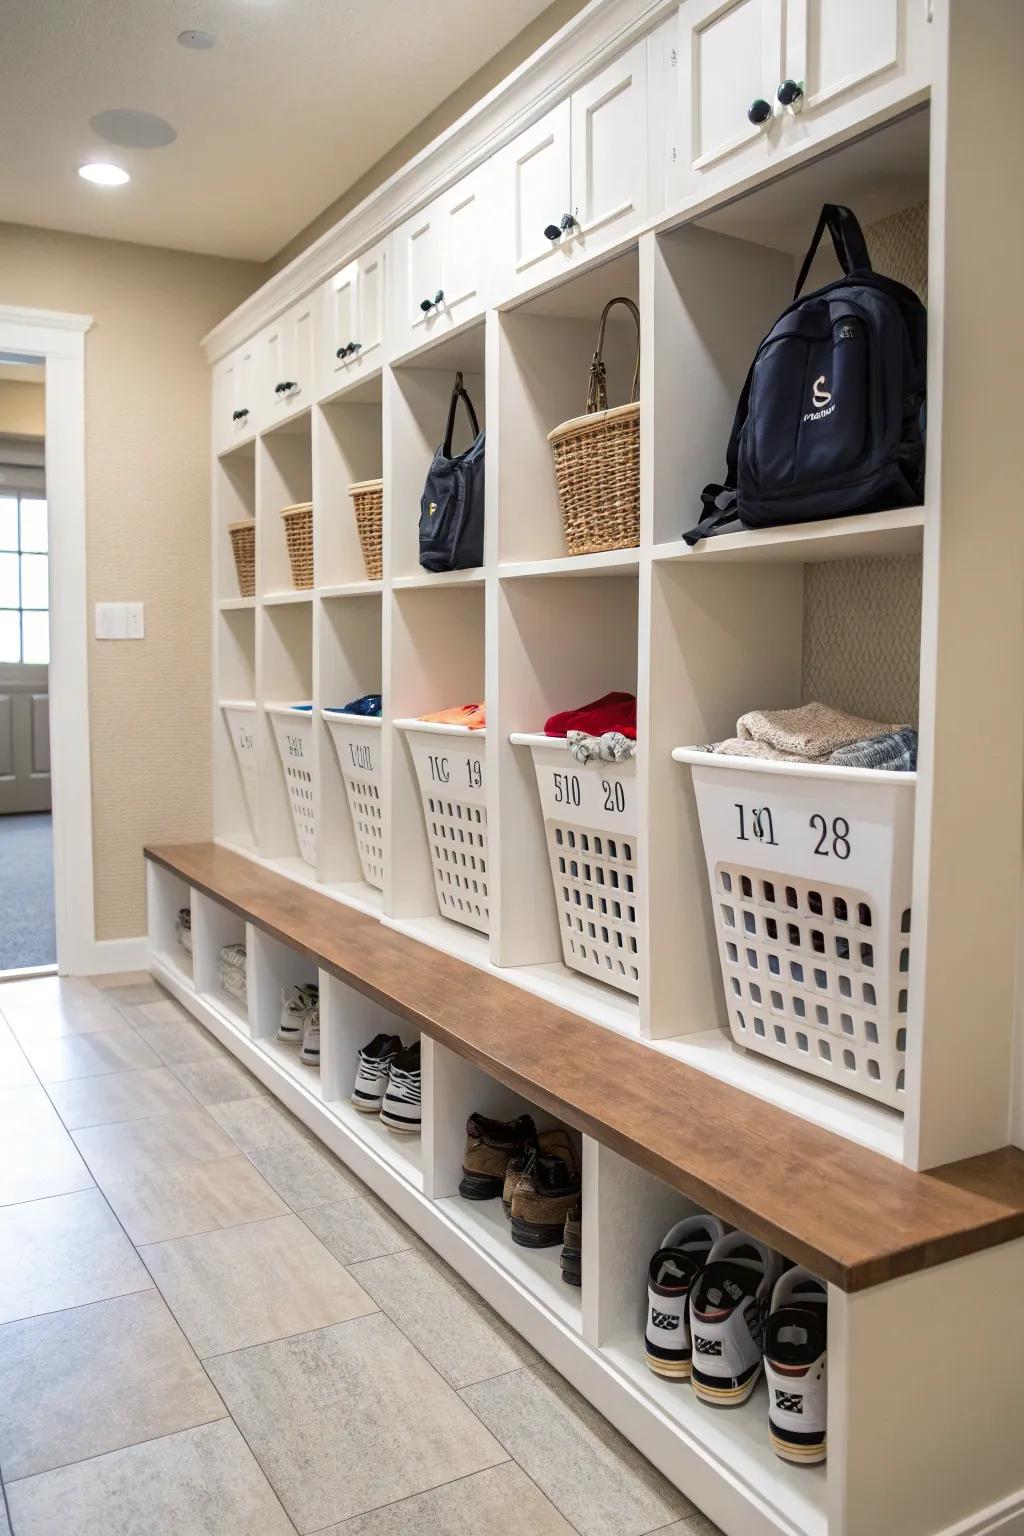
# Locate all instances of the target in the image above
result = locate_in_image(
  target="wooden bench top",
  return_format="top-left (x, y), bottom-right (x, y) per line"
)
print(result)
top-left (146, 841), bottom-right (1024, 1292)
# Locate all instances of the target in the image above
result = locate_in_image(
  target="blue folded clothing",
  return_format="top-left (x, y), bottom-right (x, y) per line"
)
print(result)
top-left (829, 727), bottom-right (917, 772)
top-left (329, 693), bottom-right (382, 718)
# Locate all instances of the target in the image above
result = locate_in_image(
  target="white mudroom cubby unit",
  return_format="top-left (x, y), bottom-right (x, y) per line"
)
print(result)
top-left (187, 4), bottom-right (1024, 1533)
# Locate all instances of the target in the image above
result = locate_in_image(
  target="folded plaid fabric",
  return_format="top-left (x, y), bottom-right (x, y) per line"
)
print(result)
top-left (829, 727), bottom-right (918, 772)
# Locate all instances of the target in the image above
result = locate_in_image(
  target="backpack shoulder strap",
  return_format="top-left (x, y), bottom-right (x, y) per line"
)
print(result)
top-left (443, 371), bottom-right (480, 454)
top-left (794, 204), bottom-right (872, 300)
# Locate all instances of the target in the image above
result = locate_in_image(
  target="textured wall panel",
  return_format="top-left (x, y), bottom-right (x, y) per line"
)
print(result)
top-left (0, 223), bottom-right (261, 939)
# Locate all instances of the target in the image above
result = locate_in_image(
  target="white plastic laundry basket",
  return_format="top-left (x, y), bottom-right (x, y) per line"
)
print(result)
top-left (396, 721), bottom-right (489, 934)
top-left (323, 711), bottom-right (384, 889)
top-left (673, 748), bottom-right (916, 1109)
top-left (512, 734), bottom-right (641, 997)
top-left (267, 706), bottom-right (317, 867)
top-left (221, 701), bottom-right (259, 840)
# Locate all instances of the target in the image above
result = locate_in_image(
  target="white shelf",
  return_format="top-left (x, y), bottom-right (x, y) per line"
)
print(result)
top-left (392, 569), bottom-right (486, 589)
top-left (319, 580), bottom-right (383, 599)
top-left (198, 984), bottom-right (249, 1031)
top-left (601, 1335), bottom-right (827, 1536)
top-left (388, 913), bottom-right (491, 969)
top-left (438, 1195), bottom-right (581, 1334)
top-left (498, 549), bottom-right (640, 580)
top-left (218, 595), bottom-right (256, 610)
top-left (153, 944), bottom-right (193, 987)
top-left (654, 506), bottom-right (925, 565)
top-left (320, 880), bottom-right (384, 917)
top-left (263, 588), bottom-right (315, 605)
top-left (259, 1035), bottom-right (325, 1100)
top-left (328, 1093), bottom-right (423, 1191)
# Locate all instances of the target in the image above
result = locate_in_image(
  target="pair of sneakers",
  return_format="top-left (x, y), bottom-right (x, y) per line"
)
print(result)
top-left (277, 984), bottom-right (320, 1067)
top-left (644, 1216), bottom-right (827, 1465)
top-left (351, 1033), bottom-right (421, 1134)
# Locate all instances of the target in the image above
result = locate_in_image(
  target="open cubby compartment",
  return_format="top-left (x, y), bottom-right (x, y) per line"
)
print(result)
top-left (647, 108), bottom-right (930, 553)
top-left (320, 971), bottom-right (424, 1190)
top-left (247, 927), bottom-right (323, 1093)
top-left (318, 590), bottom-right (384, 900)
top-left (386, 320), bottom-right (486, 581)
top-left (643, 548), bottom-right (921, 1161)
top-left (589, 1144), bottom-right (828, 1536)
top-left (217, 700), bottom-right (259, 848)
top-left (494, 570), bottom-right (641, 1028)
top-left (496, 246), bottom-right (640, 567)
top-left (429, 1039), bottom-right (583, 1333)
top-left (316, 379), bottom-right (384, 589)
top-left (217, 605), bottom-right (256, 700)
top-left (259, 410), bottom-right (313, 595)
top-left (394, 720), bottom-right (489, 937)
top-left (146, 861), bottom-right (194, 983)
top-left (386, 584), bottom-right (486, 953)
top-left (216, 440), bottom-right (257, 601)
top-left (191, 890), bottom-right (250, 1029)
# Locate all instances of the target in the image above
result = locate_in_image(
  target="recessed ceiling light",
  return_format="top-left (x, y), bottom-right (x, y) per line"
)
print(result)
top-left (90, 109), bottom-right (177, 148)
top-left (178, 29), bottom-right (216, 49)
top-left (78, 162), bottom-right (130, 187)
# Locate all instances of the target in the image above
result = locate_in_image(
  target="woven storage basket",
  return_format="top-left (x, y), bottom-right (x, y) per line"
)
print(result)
top-left (549, 297), bottom-right (640, 557)
top-left (349, 479), bottom-right (383, 581)
top-left (281, 502), bottom-right (314, 589)
top-left (228, 520), bottom-right (256, 597)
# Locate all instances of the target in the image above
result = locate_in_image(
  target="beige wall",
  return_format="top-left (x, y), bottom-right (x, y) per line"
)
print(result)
top-left (0, 224), bottom-right (261, 940)
top-left (0, 380), bottom-right (45, 436)
top-left (268, 0), bottom-right (588, 273)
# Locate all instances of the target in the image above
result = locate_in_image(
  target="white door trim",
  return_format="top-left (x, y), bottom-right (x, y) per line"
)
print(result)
top-left (0, 306), bottom-right (95, 974)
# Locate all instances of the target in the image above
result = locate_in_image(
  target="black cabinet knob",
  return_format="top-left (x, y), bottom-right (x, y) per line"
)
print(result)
top-left (560, 212), bottom-right (577, 232)
top-left (544, 224), bottom-right (561, 241)
top-left (777, 78), bottom-right (804, 108)
top-left (747, 98), bottom-right (773, 125)
top-left (336, 345), bottom-right (348, 359)
top-left (350, 341), bottom-right (362, 355)
top-left (231, 408), bottom-right (249, 422)
top-left (274, 380), bottom-right (297, 394)
top-left (419, 289), bottom-right (445, 314)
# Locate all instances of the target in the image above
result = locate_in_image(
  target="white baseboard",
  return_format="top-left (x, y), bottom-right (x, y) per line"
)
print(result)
top-left (944, 1490), bottom-right (1024, 1535)
top-left (71, 935), bottom-right (149, 977)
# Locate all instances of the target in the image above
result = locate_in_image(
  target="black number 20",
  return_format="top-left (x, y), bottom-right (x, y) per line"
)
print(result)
top-left (810, 814), bottom-right (851, 859)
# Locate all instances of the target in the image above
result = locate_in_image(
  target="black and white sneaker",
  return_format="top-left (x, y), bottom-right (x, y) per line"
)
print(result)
top-left (689, 1231), bottom-right (784, 1407)
top-left (645, 1214), bottom-right (727, 1380)
top-left (352, 1032), bottom-right (402, 1113)
top-left (380, 1041), bottom-right (421, 1134)
top-left (279, 984), bottom-right (318, 1044)
top-left (765, 1267), bottom-right (827, 1464)
top-left (299, 1007), bottom-right (320, 1068)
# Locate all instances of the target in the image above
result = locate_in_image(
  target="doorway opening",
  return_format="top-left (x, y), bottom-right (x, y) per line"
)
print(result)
top-left (0, 358), bottom-right (54, 974)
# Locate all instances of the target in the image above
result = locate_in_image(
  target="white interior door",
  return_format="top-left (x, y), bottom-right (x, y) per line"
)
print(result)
top-left (0, 486), bottom-right (50, 814)
top-left (0, 665), bottom-right (50, 814)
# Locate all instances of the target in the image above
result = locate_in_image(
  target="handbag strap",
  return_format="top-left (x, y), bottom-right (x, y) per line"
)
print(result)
top-left (793, 203), bottom-right (872, 300)
top-left (586, 297), bottom-right (641, 414)
top-left (443, 371), bottom-right (481, 454)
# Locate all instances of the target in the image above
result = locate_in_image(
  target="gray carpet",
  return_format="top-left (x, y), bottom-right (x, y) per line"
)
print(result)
top-left (0, 812), bottom-right (56, 970)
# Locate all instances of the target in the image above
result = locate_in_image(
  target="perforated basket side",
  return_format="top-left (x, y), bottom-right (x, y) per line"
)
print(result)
top-left (268, 709), bottom-right (317, 866)
top-left (323, 713), bottom-right (385, 890)
top-left (399, 724), bottom-right (489, 935)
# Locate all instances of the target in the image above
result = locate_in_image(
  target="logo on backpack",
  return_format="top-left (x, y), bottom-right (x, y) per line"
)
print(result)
top-left (803, 374), bottom-right (834, 423)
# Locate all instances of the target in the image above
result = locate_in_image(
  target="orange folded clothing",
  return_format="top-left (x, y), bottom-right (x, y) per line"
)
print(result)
top-left (420, 702), bottom-right (486, 730)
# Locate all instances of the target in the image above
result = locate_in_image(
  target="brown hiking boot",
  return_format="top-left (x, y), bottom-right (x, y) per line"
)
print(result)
top-left (502, 1128), bottom-right (579, 1216)
top-left (561, 1198), bottom-right (582, 1287)
top-left (459, 1113), bottom-right (537, 1201)
top-left (510, 1149), bottom-right (582, 1249)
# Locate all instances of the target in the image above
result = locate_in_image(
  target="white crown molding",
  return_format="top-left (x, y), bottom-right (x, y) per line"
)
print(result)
top-left (202, 0), bottom-right (676, 363)
top-left (0, 307), bottom-right (93, 334)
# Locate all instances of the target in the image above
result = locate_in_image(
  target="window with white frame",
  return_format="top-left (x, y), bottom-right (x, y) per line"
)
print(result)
top-left (0, 494), bottom-right (49, 664)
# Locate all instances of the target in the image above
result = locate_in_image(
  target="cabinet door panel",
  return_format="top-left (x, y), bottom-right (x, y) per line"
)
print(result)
top-left (393, 168), bottom-right (487, 355)
top-left (357, 243), bottom-right (385, 357)
top-left (442, 181), bottom-right (483, 310)
top-left (511, 101), bottom-right (571, 276)
top-left (407, 215), bottom-right (439, 329)
top-left (571, 42), bottom-right (648, 239)
top-left (690, 0), bottom-right (783, 173)
top-left (329, 262), bottom-right (358, 357)
top-left (791, 0), bottom-right (900, 109)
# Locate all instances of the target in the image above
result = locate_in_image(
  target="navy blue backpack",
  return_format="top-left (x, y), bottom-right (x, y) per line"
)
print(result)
top-left (418, 372), bottom-right (486, 571)
top-left (685, 204), bottom-right (927, 543)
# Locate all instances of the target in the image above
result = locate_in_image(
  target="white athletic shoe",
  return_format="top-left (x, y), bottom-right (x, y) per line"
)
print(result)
top-left (764, 1267), bottom-right (828, 1463)
top-left (689, 1231), bottom-right (785, 1407)
top-left (278, 984), bottom-right (318, 1044)
top-left (299, 1007), bottom-right (320, 1068)
top-left (351, 1032), bottom-right (402, 1113)
top-left (380, 1042), bottom-right (421, 1134)
top-left (644, 1214), bottom-right (728, 1379)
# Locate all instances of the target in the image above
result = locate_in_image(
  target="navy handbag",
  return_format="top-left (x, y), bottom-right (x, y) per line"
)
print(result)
top-left (418, 372), bottom-right (486, 571)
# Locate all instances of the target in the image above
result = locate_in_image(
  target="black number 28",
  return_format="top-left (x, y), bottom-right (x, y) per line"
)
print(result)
top-left (810, 814), bottom-right (851, 859)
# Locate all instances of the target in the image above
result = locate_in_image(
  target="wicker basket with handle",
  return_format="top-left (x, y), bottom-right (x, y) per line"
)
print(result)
top-left (281, 502), bottom-right (314, 589)
top-left (228, 520), bottom-right (256, 597)
top-left (349, 478), bottom-right (384, 581)
top-left (548, 297), bottom-right (640, 556)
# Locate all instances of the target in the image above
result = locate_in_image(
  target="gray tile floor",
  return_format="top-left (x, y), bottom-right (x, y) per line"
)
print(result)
top-left (0, 973), bottom-right (723, 1536)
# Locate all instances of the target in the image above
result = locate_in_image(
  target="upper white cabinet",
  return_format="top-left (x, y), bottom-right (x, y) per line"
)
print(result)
top-left (212, 339), bottom-right (259, 455)
top-left (669, 0), bottom-right (928, 204)
top-left (260, 293), bottom-right (315, 427)
top-left (391, 166), bottom-right (489, 358)
top-left (499, 41), bottom-right (648, 294)
top-left (317, 239), bottom-right (387, 398)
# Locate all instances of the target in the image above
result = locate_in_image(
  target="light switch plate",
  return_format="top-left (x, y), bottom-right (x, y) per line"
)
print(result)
top-left (95, 602), bottom-right (145, 640)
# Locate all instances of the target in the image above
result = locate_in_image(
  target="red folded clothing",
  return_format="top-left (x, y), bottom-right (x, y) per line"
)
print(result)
top-left (544, 691), bottom-right (637, 740)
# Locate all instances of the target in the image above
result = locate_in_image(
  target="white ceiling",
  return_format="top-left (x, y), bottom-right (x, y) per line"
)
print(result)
top-left (0, 0), bottom-right (556, 261)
